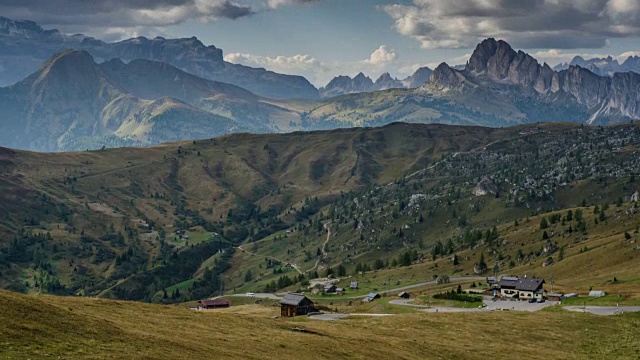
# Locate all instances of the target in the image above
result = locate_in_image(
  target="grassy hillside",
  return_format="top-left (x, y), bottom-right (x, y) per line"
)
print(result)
top-left (2, 122), bottom-right (640, 304)
top-left (1, 290), bottom-right (639, 359)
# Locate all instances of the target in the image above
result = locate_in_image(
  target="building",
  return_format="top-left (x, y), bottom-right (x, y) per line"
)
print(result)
top-left (198, 298), bottom-right (230, 309)
top-left (336, 287), bottom-right (345, 295)
top-left (547, 293), bottom-right (565, 301)
top-left (280, 293), bottom-right (315, 317)
top-left (499, 276), bottom-right (545, 299)
top-left (362, 292), bottom-right (381, 303)
top-left (398, 291), bottom-right (410, 299)
top-left (350, 281), bottom-right (358, 290)
top-left (486, 277), bottom-right (499, 289)
top-left (589, 290), bottom-right (606, 298)
top-left (324, 284), bottom-right (337, 293)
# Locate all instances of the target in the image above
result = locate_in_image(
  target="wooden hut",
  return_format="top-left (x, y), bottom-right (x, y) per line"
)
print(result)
top-left (280, 293), bottom-right (315, 317)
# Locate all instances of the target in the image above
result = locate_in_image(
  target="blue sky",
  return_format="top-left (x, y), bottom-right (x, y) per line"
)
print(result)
top-left (2, 0), bottom-right (640, 86)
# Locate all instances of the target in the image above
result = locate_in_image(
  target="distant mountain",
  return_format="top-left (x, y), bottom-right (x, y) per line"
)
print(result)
top-left (0, 50), bottom-right (308, 151)
top-left (307, 38), bottom-right (640, 127)
top-left (319, 67), bottom-right (432, 97)
top-left (554, 55), bottom-right (640, 76)
top-left (0, 16), bottom-right (319, 99)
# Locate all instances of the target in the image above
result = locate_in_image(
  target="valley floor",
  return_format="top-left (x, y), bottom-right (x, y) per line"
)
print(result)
top-left (1, 290), bottom-right (639, 360)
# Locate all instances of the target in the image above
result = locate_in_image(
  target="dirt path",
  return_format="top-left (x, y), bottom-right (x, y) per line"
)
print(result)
top-left (304, 223), bottom-right (332, 273)
top-left (236, 244), bottom-right (303, 275)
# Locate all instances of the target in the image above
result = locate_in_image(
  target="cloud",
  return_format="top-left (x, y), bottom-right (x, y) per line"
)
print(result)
top-left (383, 0), bottom-right (640, 49)
top-left (365, 45), bottom-right (397, 65)
top-left (267, 0), bottom-right (322, 9)
top-left (0, 0), bottom-right (253, 39)
top-left (225, 45), bottom-right (407, 86)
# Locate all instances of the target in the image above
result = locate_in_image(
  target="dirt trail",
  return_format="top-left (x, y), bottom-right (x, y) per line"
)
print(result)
top-left (237, 244), bottom-right (303, 275)
top-left (304, 223), bottom-right (332, 273)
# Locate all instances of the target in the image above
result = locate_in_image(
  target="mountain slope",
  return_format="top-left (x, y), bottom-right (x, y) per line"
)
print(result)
top-left (2, 122), bottom-right (640, 303)
top-left (0, 50), bottom-right (240, 151)
top-left (0, 16), bottom-right (319, 99)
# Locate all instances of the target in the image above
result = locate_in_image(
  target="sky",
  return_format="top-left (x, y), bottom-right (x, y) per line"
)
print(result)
top-left (2, 0), bottom-right (640, 86)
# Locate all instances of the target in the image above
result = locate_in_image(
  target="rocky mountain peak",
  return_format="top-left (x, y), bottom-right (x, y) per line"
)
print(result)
top-left (428, 63), bottom-right (466, 90)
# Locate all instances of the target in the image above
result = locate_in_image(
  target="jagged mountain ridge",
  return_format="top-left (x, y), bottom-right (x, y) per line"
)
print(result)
top-left (554, 55), bottom-right (640, 76)
top-left (0, 16), bottom-right (319, 99)
top-left (319, 67), bottom-right (432, 97)
top-left (431, 38), bottom-right (640, 123)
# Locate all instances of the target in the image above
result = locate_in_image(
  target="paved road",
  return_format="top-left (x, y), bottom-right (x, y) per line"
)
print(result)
top-left (564, 306), bottom-right (640, 315)
top-left (229, 293), bottom-right (283, 300)
top-left (392, 297), bottom-right (558, 313)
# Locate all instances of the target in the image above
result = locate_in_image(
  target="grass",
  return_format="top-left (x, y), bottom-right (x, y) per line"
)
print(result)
top-left (1, 290), bottom-right (639, 359)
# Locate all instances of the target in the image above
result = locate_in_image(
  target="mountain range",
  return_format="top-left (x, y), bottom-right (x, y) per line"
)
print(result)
top-left (2, 16), bottom-right (640, 152)
top-left (0, 49), bottom-right (305, 151)
top-left (0, 16), bottom-right (319, 100)
top-left (554, 55), bottom-right (640, 77)
top-left (319, 67), bottom-right (432, 97)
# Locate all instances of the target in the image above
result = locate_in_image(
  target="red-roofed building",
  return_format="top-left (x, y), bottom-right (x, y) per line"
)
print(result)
top-left (198, 298), bottom-right (230, 309)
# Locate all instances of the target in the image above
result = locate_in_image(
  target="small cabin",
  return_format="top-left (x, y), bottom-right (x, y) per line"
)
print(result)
top-left (324, 284), bottom-right (337, 293)
top-left (280, 293), bottom-right (315, 317)
top-left (398, 291), bottom-right (410, 299)
top-left (362, 292), bottom-right (381, 303)
top-left (350, 281), bottom-right (358, 290)
top-left (198, 298), bottom-right (230, 309)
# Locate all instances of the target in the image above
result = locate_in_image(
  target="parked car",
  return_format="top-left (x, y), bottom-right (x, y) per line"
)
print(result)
top-left (528, 298), bottom-right (537, 303)
top-left (537, 298), bottom-right (546, 303)
top-left (246, 292), bottom-right (255, 297)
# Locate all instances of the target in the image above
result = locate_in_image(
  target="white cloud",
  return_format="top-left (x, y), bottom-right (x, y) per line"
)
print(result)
top-left (0, 0), bottom-right (254, 40)
top-left (225, 45), bottom-right (412, 86)
top-left (383, 0), bottom-right (640, 49)
top-left (267, 0), bottom-right (321, 9)
top-left (366, 45), bottom-right (397, 65)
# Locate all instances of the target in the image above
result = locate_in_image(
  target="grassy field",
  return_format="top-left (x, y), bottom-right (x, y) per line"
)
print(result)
top-left (1, 290), bottom-right (639, 359)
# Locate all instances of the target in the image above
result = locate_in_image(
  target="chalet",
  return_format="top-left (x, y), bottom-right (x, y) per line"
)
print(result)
top-left (398, 291), bottom-right (410, 299)
top-left (499, 276), bottom-right (545, 300)
top-left (280, 293), bottom-right (315, 317)
top-left (362, 293), bottom-right (380, 303)
top-left (350, 281), bottom-right (358, 290)
top-left (324, 284), bottom-right (337, 293)
top-left (198, 298), bottom-right (230, 310)
top-left (336, 287), bottom-right (345, 295)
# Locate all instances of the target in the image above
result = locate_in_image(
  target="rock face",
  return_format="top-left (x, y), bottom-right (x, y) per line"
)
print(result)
top-left (320, 68), bottom-right (432, 98)
top-left (402, 67), bottom-right (433, 88)
top-left (0, 16), bottom-right (319, 99)
top-left (320, 73), bottom-right (375, 97)
top-left (430, 38), bottom-right (640, 123)
top-left (472, 178), bottom-right (498, 197)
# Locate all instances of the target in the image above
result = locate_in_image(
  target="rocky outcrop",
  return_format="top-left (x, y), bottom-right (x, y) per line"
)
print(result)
top-left (320, 68), bottom-right (432, 98)
top-left (428, 63), bottom-right (470, 90)
top-left (461, 38), bottom-right (640, 122)
top-left (373, 72), bottom-right (404, 91)
top-left (472, 178), bottom-right (498, 197)
top-left (320, 73), bottom-right (375, 97)
top-left (402, 67), bottom-right (433, 88)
